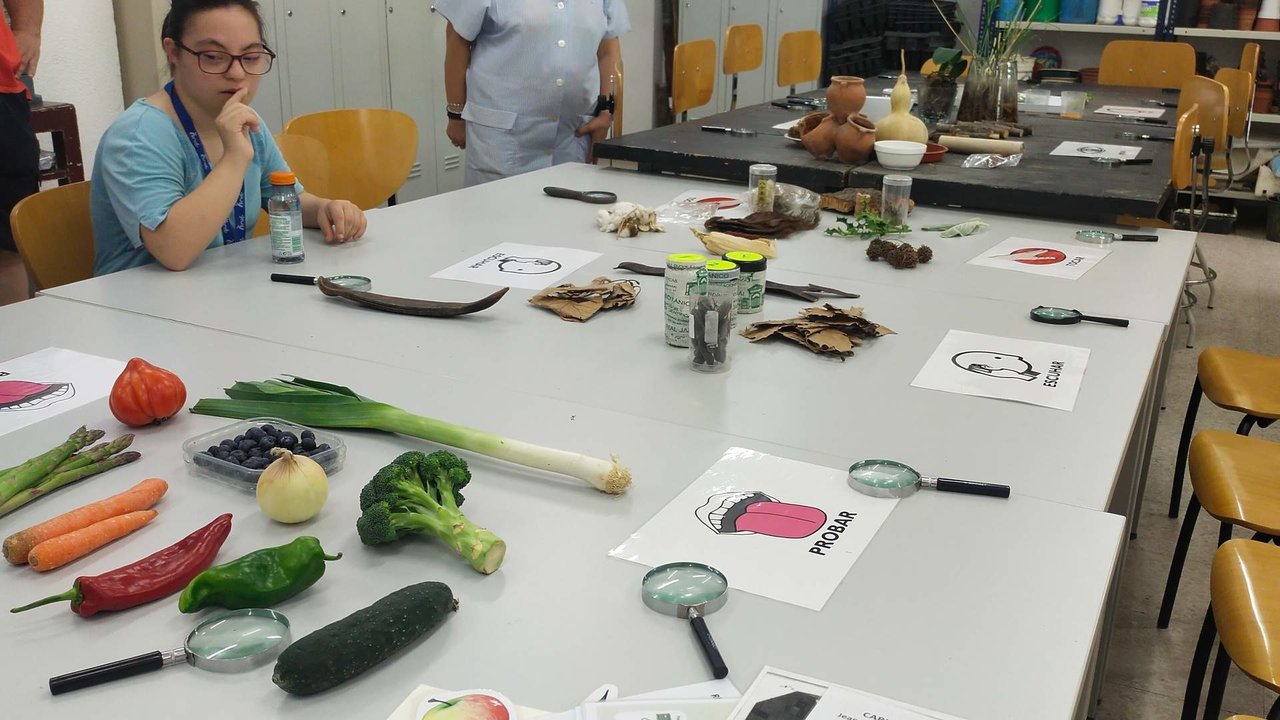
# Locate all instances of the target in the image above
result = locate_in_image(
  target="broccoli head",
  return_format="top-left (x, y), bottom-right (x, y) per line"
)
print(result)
top-left (356, 450), bottom-right (505, 574)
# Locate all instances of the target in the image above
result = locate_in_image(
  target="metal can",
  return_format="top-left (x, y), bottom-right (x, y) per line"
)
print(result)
top-left (723, 251), bottom-right (766, 315)
top-left (664, 253), bottom-right (708, 347)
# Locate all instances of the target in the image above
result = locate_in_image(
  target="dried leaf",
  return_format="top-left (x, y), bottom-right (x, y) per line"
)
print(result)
top-left (529, 277), bottom-right (639, 322)
top-left (740, 303), bottom-right (892, 359)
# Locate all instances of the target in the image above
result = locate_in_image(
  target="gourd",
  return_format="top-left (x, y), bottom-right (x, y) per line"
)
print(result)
top-left (876, 50), bottom-right (929, 144)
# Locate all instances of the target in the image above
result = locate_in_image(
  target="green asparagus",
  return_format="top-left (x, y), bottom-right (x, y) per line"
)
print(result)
top-left (0, 427), bottom-right (103, 504)
top-left (51, 435), bottom-right (135, 475)
top-left (0, 451), bottom-right (142, 518)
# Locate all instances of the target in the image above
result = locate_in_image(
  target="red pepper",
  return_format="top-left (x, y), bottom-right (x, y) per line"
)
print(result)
top-left (9, 514), bottom-right (232, 617)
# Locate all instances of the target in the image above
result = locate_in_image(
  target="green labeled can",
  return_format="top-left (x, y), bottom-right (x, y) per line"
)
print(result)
top-left (178, 536), bottom-right (341, 613)
top-left (723, 251), bottom-right (766, 315)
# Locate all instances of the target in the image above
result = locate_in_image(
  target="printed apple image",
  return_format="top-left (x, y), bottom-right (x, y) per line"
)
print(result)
top-left (419, 692), bottom-right (514, 720)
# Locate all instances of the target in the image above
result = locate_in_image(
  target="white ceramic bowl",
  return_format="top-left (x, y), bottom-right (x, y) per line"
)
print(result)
top-left (874, 140), bottom-right (926, 170)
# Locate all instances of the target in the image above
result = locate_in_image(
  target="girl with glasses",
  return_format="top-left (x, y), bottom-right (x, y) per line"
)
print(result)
top-left (92, 0), bottom-right (367, 274)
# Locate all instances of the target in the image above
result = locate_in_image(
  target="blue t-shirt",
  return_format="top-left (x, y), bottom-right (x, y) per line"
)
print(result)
top-left (92, 100), bottom-right (299, 275)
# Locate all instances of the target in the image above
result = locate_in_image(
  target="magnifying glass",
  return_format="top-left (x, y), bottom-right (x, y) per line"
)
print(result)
top-left (49, 608), bottom-right (291, 695)
top-left (542, 186), bottom-right (618, 204)
top-left (847, 459), bottom-right (1010, 499)
top-left (701, 125), bottom-right (758, 137)
top-left (1031, 305), bottom-right (1130, 327)
top-left (272, 273), bottom-right (373, 292)
top-left (641, 562), bottom-right (729, 680)
top-left (1090, 157), bottom-right (1153, 167)
top-left (1075, 229), bottom-right (1159, 244)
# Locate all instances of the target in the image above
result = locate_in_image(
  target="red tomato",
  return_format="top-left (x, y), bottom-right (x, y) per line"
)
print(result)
top-left (109, 358), bottom-right (187, 427)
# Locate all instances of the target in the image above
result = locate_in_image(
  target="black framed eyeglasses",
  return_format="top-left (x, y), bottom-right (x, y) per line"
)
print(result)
top-left (175, 41), bottom-right (276, 75)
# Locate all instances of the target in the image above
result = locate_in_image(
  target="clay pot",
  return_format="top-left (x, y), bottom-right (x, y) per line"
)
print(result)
top-left (1254, 85), bottom-right (1274, 114)
top-left (826, 76), bottom-right (867, 124)
top-left (834, 113), bottom-right (877, 164)
top-left (801, 115), bottom-right (838, 160)
top-left (1240, 8), bottom-right (1259, 30)
top-left (795, 111), bottom-right (829, 137)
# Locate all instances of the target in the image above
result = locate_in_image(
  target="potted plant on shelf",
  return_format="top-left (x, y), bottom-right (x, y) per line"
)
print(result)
top-left (935, 0), bottom-right (1042, 123)
top-left (920, 47), bottom-right (968, 123)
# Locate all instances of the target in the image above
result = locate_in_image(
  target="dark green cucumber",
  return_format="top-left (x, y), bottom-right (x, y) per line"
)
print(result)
top-left (272, 581), bottom-right (458, 695)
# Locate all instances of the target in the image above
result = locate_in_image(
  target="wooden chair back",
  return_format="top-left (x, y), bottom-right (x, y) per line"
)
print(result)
top-left (274, 133), bottom-right (332, 200)
top-left (777, 30), bottom-right (822, 89)
top-left (920, 54), bottom-right (971, 78)
top-left (1172, 104), bottom-right (1200, 191)
top-left (9, 181), bottom-right (94, 290)
top-left (283, 108), bottom-right (417, 210)
top-left (1241, 42), bottom-right (1260, 80)
top-left (1098, 40), bottom-right (1196, 89)
top-left (1214, 67), bottom-right (1253, 139)
top-left (1212, 540), bottom-right (1280, 694)
top-left (723, 24), bottom-right (763, 75)
top-left (1177, 76), bottom-right (1230, 157)
top-left (672, 39), bottom-right (717, 118)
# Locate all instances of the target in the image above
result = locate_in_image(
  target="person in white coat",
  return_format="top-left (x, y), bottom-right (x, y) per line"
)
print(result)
top-left (436, 0), bottom-right (629, 187)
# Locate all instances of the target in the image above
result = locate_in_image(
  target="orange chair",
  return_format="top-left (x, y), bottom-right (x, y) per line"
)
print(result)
top-left (723, 24), bottom-right (764, 110)
top-left (9, 181), bottom-right (93, 291)
top-left (672, 39), bottom-right (717, 121)
top-left (776, 30), bottom-right (822, 95)
top-left (283, 109), bottom-right (417, 210)
top-left (1099, 40), bottom-right (1196, 89)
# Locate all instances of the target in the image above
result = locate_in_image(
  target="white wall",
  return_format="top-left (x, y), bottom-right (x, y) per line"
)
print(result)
top-left (35, 0), bottom-right (124, 176)
top-left (620, 0), bottom-right (657, 134)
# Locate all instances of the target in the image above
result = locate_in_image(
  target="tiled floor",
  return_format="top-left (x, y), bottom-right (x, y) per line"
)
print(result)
top-left (1094, 227), bottom-right (1280, 720)
top-left (2, 219), bottom-right (1278, 717)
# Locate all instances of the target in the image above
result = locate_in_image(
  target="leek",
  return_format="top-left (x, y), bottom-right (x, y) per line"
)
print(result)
top-left (191, 377), bottom-right (632, 494)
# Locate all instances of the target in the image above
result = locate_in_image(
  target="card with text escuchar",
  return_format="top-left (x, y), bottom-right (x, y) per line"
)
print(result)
top-left (431, 242), bottom-right (602, 290)
top-left (609, 448), bottom-right (900, 611)
top-left (966, 236), bottom-right (1111, 280)
top-left (0, 348), bottom-right (125, 437)
top-left (910, 330), bottom-right (1090, 411)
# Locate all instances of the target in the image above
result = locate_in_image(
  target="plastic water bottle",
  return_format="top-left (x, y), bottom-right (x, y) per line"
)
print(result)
top-left (268, 171), bottom-right (304, 264)
top-left (1138, 0), bottom-right (1159, 27)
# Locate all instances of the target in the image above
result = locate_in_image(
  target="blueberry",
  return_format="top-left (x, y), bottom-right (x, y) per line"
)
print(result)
top-left (245, 458), bottom-right (267, 470)
top-left (213, 449), bottom-right (231, 461)
top-left (219, 439), bottom-right (236, 450)
top-left (245, 427), bottom-right (265, 441)
top-left (248, 447), bottom-right (262, 458)
top-left (314, 443), bottom-right (331, 454)
top-left (207, 445), bottom-right (221, 455)
top-left (262, 424), bottom-right (278, 436)
top-left (234, 434), bottom-right (246, 443)
top-left (235, 439), bottom-right (254, 453)
top-left (300, 429), bottom-right (315, 440)
top-left (259, 435), bottom-right (277, 450)
top-left (229, 451), bottom-right (248, 464)
top-left (277, 433), bottom-right (297, 449)
top-left (300, 437), bottom-right (317, 451)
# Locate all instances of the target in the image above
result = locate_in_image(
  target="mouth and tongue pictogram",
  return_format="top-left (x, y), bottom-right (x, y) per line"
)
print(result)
top-left (695, 491), bottom-right (827, 539)
top-left (0, 381), bottom-right (75, 412)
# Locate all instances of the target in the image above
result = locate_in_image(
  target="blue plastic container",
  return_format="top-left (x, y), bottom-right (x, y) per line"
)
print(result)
top-left (997, 0), bottom-right (1025, 21)
top-left (1059, 0), bottom-right (1100, 23)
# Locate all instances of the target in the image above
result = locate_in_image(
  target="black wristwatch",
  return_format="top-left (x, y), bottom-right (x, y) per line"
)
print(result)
top-left (592, 94), bottom-right (615, 117)
top-left (446, 111), bottom-right (463, 121)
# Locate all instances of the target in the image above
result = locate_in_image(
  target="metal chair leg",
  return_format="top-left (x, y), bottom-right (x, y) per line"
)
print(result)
top-left (1183, 606), bottom-right (1218, 720)
top-left (1268, 694), bottom-right (1280, 720)
top-left (1193, 243), bottom-right (1219, 309)
top-left (1170, 378), bottom-right (1204, 518)
top-left (1239, 415), bottom-right (1260, 436)
top-left (1182, 289), bottom-right (1198, 348)
top-left (1202, 641), bottom-right (1232, 720)
top-left (1161, 496), bottom-right (1203, 628)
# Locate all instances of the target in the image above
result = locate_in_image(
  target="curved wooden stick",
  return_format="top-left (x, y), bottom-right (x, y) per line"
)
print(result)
top-left (317, 277), bottom-right (509, 317)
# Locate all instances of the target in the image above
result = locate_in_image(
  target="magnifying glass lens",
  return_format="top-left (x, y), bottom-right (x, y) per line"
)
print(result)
top-left (642, 563), bottom-right (727, 606)
top-left (1033, 306), bottom-right (1080, 321)
top-left (188, 610), bottom-right (290, 667)
top-left (847, 460), bottom-right (919, 490)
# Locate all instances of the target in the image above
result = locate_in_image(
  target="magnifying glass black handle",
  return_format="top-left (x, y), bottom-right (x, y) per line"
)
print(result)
top-left (1116, 234), bottom-right (1159, 241)
top-left (50, 650), bottom-right (166, 695)
top-left (1079, 314), bottom-right (1131, 327)
top-left (688, 610), bottom-right (729, 679)
top-left (935, 478), bottom-right (1011, 499)
top-left (271, 273), bottom-right (317, 286)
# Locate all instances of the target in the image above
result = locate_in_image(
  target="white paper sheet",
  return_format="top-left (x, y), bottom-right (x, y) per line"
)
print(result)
top-left (388, 686), bottom-right (549, 720)
top-left (1095, 105), bottom-right (1166, 119)
top-left (431, 242), bottom-right (602, 290)
top-left (966, 236), bottom-right (1111, 280)
top-left (729, 668), bottom-right (966, 720)
top-left (910, 330), bottom-right (1090, 411)
top-left (0, 348), bottom-right (125, 437)
top-left (609, 448), bottom-right (899, 611)
top-left (1049, 141), bottom-right (1141, 159)
top-left (772, 119), bottom-right (800, 131)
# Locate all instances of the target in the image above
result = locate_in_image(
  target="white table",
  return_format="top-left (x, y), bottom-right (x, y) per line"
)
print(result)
top-left (0, 297), bottom-right (1123, 720)
top-left (37, 169), bottom-right (1169, 514)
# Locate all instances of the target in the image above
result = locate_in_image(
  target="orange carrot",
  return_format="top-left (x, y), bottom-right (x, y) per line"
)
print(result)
top-left (2, 477), bottom-right (167, 565)
top-left (27, 510), bottom-right (158, 572)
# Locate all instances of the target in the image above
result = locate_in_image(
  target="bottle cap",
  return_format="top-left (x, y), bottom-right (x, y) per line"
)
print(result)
top-left (706, 260), bottom-right (740, 276)
top-left (723, 251), bottom-right (766, 272)
top-left (666, 253), bottom-right (708, 269)
top-left (269, 171), bottom-right (297, 186)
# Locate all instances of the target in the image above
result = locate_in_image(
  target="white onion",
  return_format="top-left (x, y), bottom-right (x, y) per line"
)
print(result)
top-left (257, 449), bottom-right (328, 523)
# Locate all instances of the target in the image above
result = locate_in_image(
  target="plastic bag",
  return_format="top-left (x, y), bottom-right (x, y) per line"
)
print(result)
top-left (961, 153), bottom-right (1023, 169)
top-left (773, 183), bottom-right (821, 224)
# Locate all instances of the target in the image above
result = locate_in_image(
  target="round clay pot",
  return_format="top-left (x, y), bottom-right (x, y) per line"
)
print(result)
top-left (826, 76), bottom-right (867, 124)
top-left (834, 113), bottom-right (877, 164)
top-left (801, 115), bottom-right (838, 160)
top-left (794, 111), bottom-right (829, 138)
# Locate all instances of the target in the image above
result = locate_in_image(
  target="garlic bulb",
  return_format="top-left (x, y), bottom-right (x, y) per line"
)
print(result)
top-left (257, 449), bottom-right (328, 523)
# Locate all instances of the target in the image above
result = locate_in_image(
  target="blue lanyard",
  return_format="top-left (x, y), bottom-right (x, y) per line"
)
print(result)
top-left (164, 81), bottom-right (246, 245)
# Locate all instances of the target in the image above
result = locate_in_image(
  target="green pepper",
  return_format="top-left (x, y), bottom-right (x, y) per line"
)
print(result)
top-left (178, 536), bottom-right (341, 613)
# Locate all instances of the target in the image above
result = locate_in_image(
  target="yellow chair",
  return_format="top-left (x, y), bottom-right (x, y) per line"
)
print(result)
top-left (9, 181), bottom-right (93, 291)
top-left (274, 133), bottom-right (332, 201)
top-left (1159, 431), bottom-right (1280, 630)
top-left (1098, 40), bottom-right (1196, 89)
top-left (920, 54), bottom-right (970, 78)
top-left (672, 39), bottom-right (717, 121)
top-left (777, 29), bottom-right (822, 95)
top-left (1214, 67), bottom-right (1254, 188)
top-left (1175, 75), bottom-right (1228, 322)
top-left (283, 109), bottom-right (417, 210)
top-left (723, 23), bottom-right (764, 110)
top-left (1241, 42), bottom-right (1260, 82)
top-left (1169, 347), bottom-right (1280, 517)
top-left (1180, 541), bottom-right (1280, 718)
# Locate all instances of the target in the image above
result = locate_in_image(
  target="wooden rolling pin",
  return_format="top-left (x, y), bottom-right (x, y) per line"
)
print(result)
top-left (938, 135), bottom-right (1026, 155)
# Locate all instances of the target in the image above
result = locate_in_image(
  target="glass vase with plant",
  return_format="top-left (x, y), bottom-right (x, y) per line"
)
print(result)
top-left (920, 47), bottom-right (967, 123)
top-left (935, 0), bottom-right (1041, 123)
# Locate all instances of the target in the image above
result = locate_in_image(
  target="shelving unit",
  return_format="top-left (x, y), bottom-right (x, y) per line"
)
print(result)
top-left (1001, 20), bottom-right (1280, 40)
